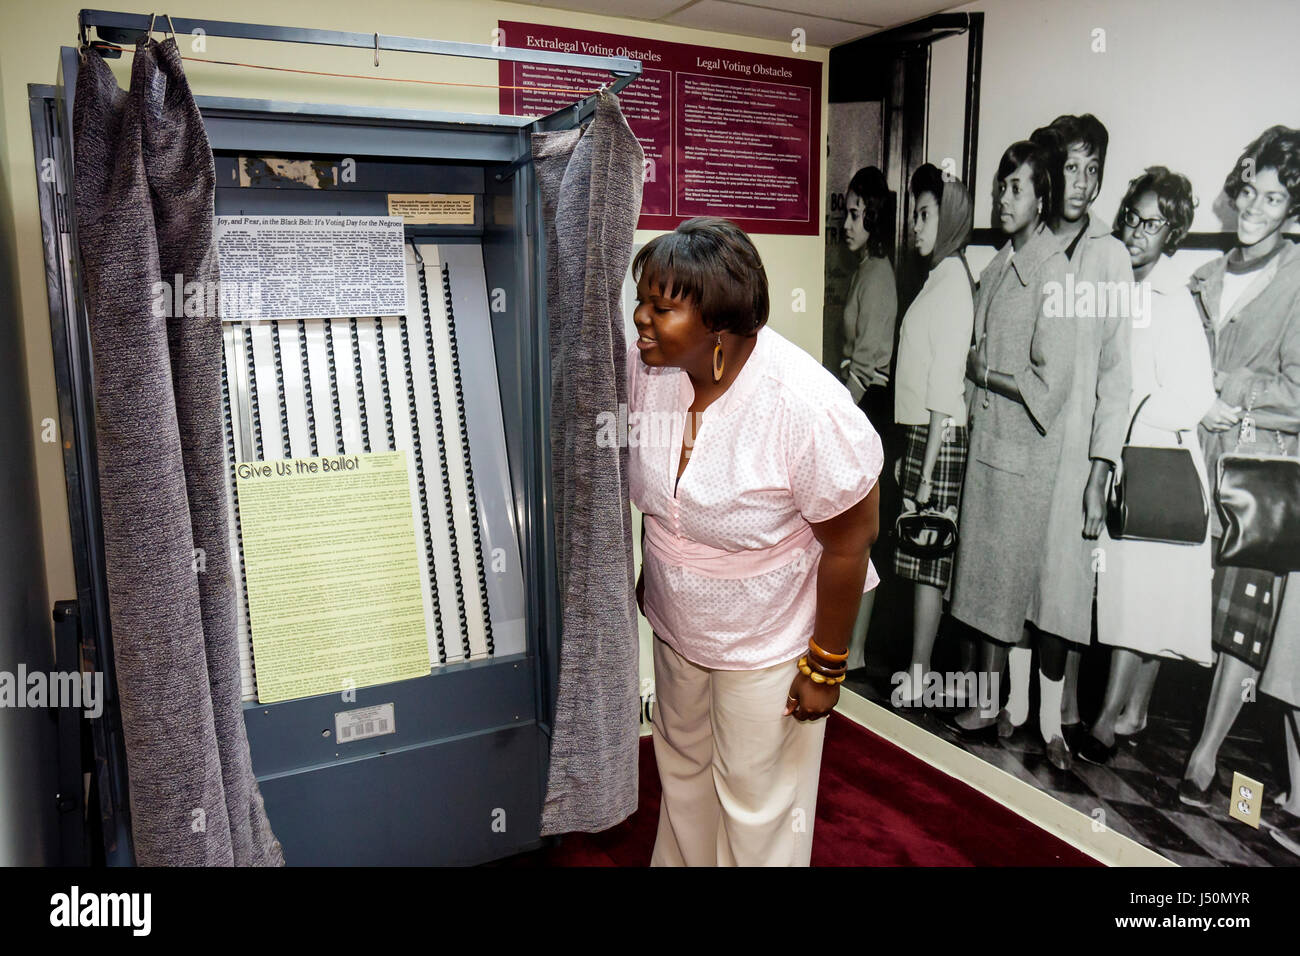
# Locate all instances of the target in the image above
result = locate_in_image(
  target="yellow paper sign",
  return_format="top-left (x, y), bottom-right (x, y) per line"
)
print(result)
top-left (386, 193), bottom-right (476, 225)
top-left (236, 451), bottom-right (431, 703)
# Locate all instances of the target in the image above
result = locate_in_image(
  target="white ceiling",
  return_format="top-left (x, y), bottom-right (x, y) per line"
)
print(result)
top-left (522, 0), bottom-right (965, 47)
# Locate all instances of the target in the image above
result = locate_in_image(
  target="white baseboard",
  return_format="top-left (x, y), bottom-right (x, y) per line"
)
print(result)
top-left (832, 688), bottom-right (1175, 867)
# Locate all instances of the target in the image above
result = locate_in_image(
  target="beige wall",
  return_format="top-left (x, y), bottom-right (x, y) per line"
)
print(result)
top-left (0, 1), bottom-right (829, 618)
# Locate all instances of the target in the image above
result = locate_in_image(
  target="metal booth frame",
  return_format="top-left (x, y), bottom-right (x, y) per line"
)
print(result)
top-left (30, 9), bottom-right (641, 866)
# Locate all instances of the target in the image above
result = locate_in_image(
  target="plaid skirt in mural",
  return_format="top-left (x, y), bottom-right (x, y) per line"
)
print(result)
top-left (1210, 540), bottom-right (1286, 669)
top-left (893, 423), bottom-right (968, 589)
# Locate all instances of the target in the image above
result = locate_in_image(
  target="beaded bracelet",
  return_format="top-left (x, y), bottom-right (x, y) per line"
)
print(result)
top-left (803, 654), bottom-right (847, 679)
top-left (798, 656), bottom-right (846, 686)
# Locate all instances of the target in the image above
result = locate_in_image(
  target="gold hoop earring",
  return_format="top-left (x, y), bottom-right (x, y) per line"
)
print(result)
top-left (712, 335), bottom-right (725, 382)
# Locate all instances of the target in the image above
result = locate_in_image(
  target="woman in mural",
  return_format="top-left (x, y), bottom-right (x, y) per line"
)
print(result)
top-left (944, 140), bottom-right (1074, 767)
top-left (1012, 116), bottom-right (1132, 755)
top-left (890, 163), bottom-right (975, 703)
top-left (839, 165), bottom-right (898, 426)
top-left (839, 166), bottom-right (898, 671)
top-left (1179, 127), bottom-right (1300, 822)
top-left (1083, 167), bottom-right (1215, 766)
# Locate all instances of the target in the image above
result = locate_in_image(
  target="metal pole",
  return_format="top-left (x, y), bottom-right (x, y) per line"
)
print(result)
top-left (78, 9), bottom-right (642, 78)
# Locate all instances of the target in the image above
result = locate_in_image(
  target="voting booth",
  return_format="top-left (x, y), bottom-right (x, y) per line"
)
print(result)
top-left (31, 11), bottom-right (641, 865)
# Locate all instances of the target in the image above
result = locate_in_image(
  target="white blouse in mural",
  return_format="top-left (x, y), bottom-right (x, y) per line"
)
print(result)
top-left (627, 324), bottom-right (884, 670)
top-left (1096, 253), bottom-right (1216, 663)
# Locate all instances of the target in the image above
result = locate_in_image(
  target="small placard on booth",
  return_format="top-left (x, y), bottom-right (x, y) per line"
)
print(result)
top-left (387, 193), bottom-right (476, 225)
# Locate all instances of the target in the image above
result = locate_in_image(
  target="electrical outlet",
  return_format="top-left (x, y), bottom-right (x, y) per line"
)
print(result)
top-left (1228, 771), bottom-right (1264, 828)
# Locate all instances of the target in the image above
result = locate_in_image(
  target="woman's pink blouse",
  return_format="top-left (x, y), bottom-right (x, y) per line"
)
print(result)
top-left (627, 325), bottom-right (883, 670)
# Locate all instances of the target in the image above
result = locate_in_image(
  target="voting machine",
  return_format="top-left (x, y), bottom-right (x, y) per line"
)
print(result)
top-left (31, 11), bottom-right (641, 866)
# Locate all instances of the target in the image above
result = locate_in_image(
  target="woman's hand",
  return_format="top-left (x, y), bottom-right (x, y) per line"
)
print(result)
top-left (1082, 471), bottom-right (1108, 539)
top-left (966, 343), bottom-right (987, 385)
top-left (784, 670), bottom-right (839, 721)
top-left (915, 475), bottom-right (934, 507)
top-left (1201, 399), bottom-right (1243, 432)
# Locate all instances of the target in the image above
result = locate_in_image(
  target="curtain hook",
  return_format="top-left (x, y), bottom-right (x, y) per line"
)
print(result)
top-left (165, 14), bottom-right (177, 42)
top-left (374, 33), bottom-right (380, 68)
top-left (146, 12), bottom-right (157, 39)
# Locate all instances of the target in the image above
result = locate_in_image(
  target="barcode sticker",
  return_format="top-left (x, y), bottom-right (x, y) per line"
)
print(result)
top-left (334, 703), bottom-right (396, 744)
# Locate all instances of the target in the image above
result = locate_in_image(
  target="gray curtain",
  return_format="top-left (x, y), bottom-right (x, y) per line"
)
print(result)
top-left (533, 92), bottom-right (644, 834)
top-left (73, 39), bottom-right (282, 866)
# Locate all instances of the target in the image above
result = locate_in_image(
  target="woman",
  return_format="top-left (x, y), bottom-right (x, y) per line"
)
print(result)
top-left (1082, 167), bottom-right (1215, 766)
top-left (839, 165), bottom-right (899, 431)
top-left (627, 217), bottom-right (883, 866)
top-left (839, 167), bottom-right (898, 672)
top-left (945, 141), bottom-right (1074, 768)
top-left (1022, 117), bottom-right (1133, 746)
top-left (890, 163), bottom-right (975, 704)
top-left (1179, 125), bottom-right (1300, 808)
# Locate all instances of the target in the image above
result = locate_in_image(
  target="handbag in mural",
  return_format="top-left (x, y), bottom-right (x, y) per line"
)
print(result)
top-left (894, 503), bottom-right (959, 559)
top-left (1106, 394), bottom-right (1209, 544)
top-left (1215, 390), bottom-right (1300, 573)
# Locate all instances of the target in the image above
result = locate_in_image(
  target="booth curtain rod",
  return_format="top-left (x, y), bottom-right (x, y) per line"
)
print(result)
top-left (79, 10), bottom-right (642, 76)
top-left (77, 9), bottom-right (643, 178)
top-left (88, 42), bottom-right (611, 97)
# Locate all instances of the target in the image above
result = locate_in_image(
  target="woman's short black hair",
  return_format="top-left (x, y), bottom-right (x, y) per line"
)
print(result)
top-left (910, 162), bottom-right (946, 208)
top-left (996, 138), bottom-right (1060, 231)
top-left (1114, 166), bottom-right (1197, 255)
top-left (1037, 113), bottom-right (1109, 190)
top-left (631, 217), bottom-right (769, 336)
top-left (846, 165), bottom-right (895, 259)
top-left (1223, 125), bottom-right (1300, 220)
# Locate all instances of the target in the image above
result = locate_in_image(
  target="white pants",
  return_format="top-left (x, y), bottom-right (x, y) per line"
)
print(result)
top-left (649, 634), bottom-right (827, 866)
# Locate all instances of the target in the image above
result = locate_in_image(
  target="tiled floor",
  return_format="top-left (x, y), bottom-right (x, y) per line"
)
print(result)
top-left (845, 666), bottom-right (1299, 866)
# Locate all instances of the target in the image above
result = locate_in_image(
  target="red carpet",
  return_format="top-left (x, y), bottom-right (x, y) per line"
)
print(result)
top-left (505, 711), bottom-right (1101, 866)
